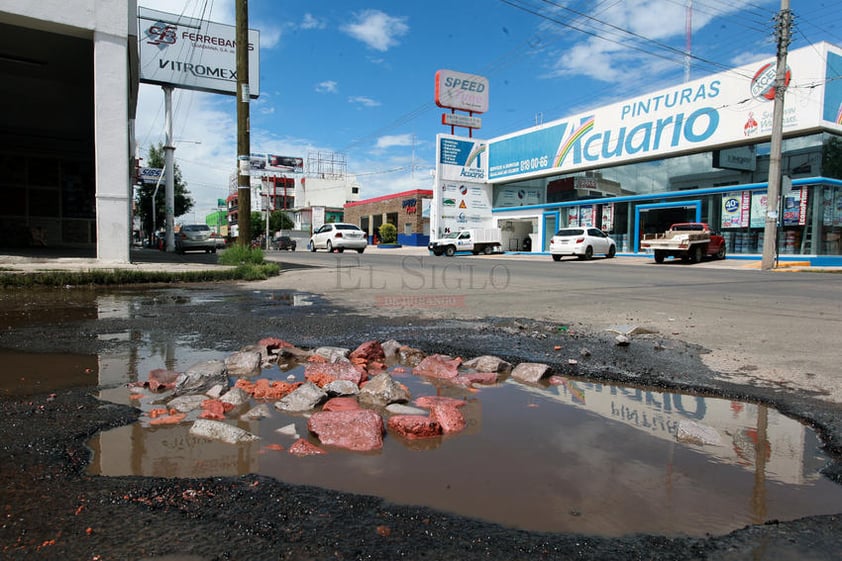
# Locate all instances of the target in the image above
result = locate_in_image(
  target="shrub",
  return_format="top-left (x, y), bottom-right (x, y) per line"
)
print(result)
top-left (378, 223), bottom-right (398, 244)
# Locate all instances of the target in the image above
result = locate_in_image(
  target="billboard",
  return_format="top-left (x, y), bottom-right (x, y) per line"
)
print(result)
top-left (435, 70), bottom-right (489, 113)
top-left (488, 42), bottom-right (840, 182)
top-left (138, 7), bottom-right (260, 97)
top-left (247, 154), bottom-right (304, 175)
top-left (433, 134), bottom-right (493, 236)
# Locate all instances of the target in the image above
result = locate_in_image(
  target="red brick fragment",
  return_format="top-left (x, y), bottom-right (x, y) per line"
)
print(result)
top-left (288, 438), bottom-right (326, 456)
top-left (307, 409), bottom-right (384, 451)
top-left (387, 415), bottom-right (442, 439)
top-left (322, 397), bottom-right (361, 412)
top-left (413, 354), bottom-right (462, 380)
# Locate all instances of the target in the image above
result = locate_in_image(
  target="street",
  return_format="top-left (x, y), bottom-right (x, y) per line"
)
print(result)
top-left (263, 249), bottom-right (842, 404)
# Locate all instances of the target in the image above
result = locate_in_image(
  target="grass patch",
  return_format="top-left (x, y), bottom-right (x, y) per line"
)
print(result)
top-left (218, 245), bottom-right (266, 266)
top-left (0, 260), bottom-right (279, 288)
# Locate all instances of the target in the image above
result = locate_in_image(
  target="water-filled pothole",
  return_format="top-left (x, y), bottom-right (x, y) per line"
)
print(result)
top-left (1, 290), bottom-right (838, 538)
top-left (84, 347), bottom-right (842, 538)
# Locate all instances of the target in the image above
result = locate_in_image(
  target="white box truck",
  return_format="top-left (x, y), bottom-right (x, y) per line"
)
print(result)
top-left (428, 228), bottom-right (503, 256)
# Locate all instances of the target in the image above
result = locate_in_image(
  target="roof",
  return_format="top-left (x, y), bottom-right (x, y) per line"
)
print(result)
top-left (345, 189), bottom-right (433, 208)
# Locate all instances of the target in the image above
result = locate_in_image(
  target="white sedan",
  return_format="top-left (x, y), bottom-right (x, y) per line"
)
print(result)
top-left (308, 223), bottom-right (367, 253)
top-left (549, 227), bottom-right (616, 261)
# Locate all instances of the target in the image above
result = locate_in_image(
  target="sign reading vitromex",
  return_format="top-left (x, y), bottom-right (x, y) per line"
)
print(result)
top-left (435, 70), bottom-right (489, 113)
top-left (138, 7), bottom-right (260, 97)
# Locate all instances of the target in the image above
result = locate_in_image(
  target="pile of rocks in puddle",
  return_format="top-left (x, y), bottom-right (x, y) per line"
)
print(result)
top-left (127, 338), bottom-right (558, 454)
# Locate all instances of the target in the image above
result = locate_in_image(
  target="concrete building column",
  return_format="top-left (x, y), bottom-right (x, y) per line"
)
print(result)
top-left (93, 29), bottom-right (131, 263)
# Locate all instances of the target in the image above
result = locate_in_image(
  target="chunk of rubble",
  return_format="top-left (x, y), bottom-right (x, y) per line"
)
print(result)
top-left (205, 384), bottom-right (226, 399)
top-left (429, 404), bottom-right (466, 434)
top-left (413, 354), bottom-right (461, 380)
top-left (313, 346), bottom-right (350, 363)
top-left (349, 340), bottom-right (386, 363)
top-left (276, 423), bottom-right (299, 437)
top-left (241, 403), bottom-right (272, 420)
top-left (307, 409), bottom-right (384, 451)
top-left (387, 415), bottom-right (442, 439)
top-left (676, 420), bottom-right (722, 446)
top-left (167, 394), bottom-right (208, 413)
top-left (511, 362), bottom-right (551, 384)
top-left (175, 360), bottom-right (227, 395)
top-left (189, 419), bottom-right (260, 444)
top-left (462, 355), bottom-right (512, 375)
top-left (323, 379), bottom-right (360, 396)
top-left (219, 387), bottom-right (250, 408)
top-left (274, 381), bottom-right (326, 413)
top-left (257, 337), bottom-right (296, 351)
top-left (199, 399), bottom-right (230, 420)
top-left (288, 438), bottom-right (326, 456)
top-left (462, 371), bottom-right (499, 385)
top-left (386, 403), bottom-right (428, 416)
top-left (358, 373), bottom-right (410, 407)
top-left (322, 397), bottom-right (361, 412)
top-left (145, 368), bottom-right (179, 392)
top-left (305, 361), bottom-right (365, 387)
top-left (381, 339), bottom-right (402, 359)
top-left (236, 378), bottom-right (300, 400)
top-left (414, 396), bottom-right (467, 409)
top-left (398, 345), bottom-right (426, 366)
top-left (224, 350), bottom-right (262, 377)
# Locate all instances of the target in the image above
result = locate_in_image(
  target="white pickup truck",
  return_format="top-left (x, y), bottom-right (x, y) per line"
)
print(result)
top-left (428, 228), bottom-right (503, 256)
top-left (640, 222), bottom-right (727, 263)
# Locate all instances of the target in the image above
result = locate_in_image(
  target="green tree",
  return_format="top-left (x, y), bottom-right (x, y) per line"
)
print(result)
top-left (135, 143), bottom-right (195, 240)
top-left (269, 210), bottom-right (294, 233)
top-left (250, 211), bottom-right (266, 242)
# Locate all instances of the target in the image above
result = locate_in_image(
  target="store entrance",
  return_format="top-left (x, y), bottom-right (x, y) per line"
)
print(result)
top-left (634, 201), bottom-right (701, 252)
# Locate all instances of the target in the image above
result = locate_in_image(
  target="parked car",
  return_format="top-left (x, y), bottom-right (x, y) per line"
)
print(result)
top-left (549, 227), bottom-right (616, 261)
top-left (175, 224), bottom-right (216, 254)
top-left (273, 235), bottom-right (297, 251)
top-left (308, 223), bottom-right (367, 253)
top-left (210, 232), bottom-right (227, 250)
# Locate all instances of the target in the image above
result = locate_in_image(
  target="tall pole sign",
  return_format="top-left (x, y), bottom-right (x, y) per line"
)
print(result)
top-left (435, 70), bottom-right (489, 138)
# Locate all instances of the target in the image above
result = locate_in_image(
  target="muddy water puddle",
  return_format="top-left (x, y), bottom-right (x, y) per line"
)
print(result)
top-left (83, 352), bottom-right (842, 537)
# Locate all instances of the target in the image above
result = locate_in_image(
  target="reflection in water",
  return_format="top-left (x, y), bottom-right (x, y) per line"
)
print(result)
top-left (1, 290), bottom-right (840, 537)
top-left (89, 359), bottom-right (842, 537)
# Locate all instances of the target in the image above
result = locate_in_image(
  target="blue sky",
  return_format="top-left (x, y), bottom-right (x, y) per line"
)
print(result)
top-left (135, 0), bottom-right (842, 221)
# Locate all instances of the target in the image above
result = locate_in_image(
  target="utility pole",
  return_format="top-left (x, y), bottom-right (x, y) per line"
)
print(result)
top-left (761, 0), bottom-right (792, 270)
top-left (236, 0), bottom-right (251, 247)
top-left (164, 85), bottom-right (176, 251)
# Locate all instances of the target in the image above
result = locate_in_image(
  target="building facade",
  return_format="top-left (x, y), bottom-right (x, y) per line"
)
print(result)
top-left (343, 189), bottom-right (433, 246)
top-left (0, 0), bottom-right (138, 262)
top-left (433, 42), bottom-right (842, 265)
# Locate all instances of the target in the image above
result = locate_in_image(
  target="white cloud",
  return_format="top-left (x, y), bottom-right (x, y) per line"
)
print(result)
top-left (348, 96), bottom-right (381, 108)
top-left (542, 0), bottom-right (762, 84)
top-left (138, 0), bottom-right (235, 25)
top-left (258, 25), bottom-right (282, 49)
top-left (375, 134), bottom-right (414, 149)
top-left (301, 13), bottom-right (326, 30)
top-left (341, 10), bottom-right (409, 52)
top-left (316, 80), bottom-right (338, 94)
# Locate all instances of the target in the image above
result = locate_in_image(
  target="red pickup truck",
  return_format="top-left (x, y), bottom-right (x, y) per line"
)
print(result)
top-left (640, 222), bottom-right (727, 264)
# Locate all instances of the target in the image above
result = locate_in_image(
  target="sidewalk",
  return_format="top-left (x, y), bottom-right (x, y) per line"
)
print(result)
top-left (1, 245), bottom-right (838, 273)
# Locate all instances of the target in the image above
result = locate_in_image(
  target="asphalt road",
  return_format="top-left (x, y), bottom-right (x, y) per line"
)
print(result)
top-left (262, 248), bottom-right (842, 405)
